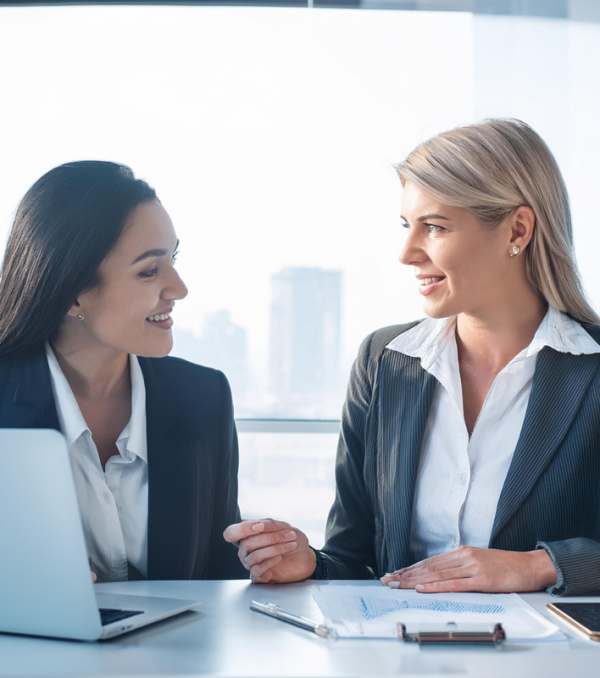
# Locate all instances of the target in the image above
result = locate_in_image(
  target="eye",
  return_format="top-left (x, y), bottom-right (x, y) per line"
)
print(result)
top-left (401, 221), bottom-right (409, 230)
top-left (171, 249), bottom-right (180, 263)
top-left (139, 266), bottom-right (158, 279)
top-left (425, 223), bottom-right (445, 233)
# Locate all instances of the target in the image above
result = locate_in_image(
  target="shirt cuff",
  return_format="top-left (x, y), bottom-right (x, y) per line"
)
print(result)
top-left (536, 541), bottom-right (567, 596)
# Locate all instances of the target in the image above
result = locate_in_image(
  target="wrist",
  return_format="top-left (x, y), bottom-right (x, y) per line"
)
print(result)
top-left (529, 548), bottom-right (557, 590)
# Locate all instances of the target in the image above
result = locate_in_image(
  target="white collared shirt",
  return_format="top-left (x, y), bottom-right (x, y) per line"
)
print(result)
top-left (386, 306), bottom-right (600, 563)
top-left (46, 344), bottom-right (148, 582)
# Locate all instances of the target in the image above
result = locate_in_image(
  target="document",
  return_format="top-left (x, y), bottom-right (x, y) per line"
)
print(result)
top-left (313, 585), bottom-right (566, 642)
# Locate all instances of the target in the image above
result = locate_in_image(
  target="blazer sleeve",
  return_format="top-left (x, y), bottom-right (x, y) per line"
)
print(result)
top-left (537, 481), bottom-right (600, 595)
top-left (204, 371), bottom-right (248, 580)
top-left (312, 332), bottom-right (379, 580)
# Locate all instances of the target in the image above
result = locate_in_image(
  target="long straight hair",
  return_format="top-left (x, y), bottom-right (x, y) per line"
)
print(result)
top-left (397, 118), bottom-right (600, 325)
top-left (0, 161), bottom-right (157, 359)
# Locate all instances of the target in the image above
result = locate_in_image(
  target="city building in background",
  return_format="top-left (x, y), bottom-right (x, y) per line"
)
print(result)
top-left (269, 267), bottom-right (343, 418)
top-left (173, 310), bottom-right (248, 401)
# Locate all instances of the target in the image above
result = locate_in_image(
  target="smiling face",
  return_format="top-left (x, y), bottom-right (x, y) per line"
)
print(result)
top-left (69, 200), bottom-right (188, 357)
top-left (399, 180), bottom-right (515, 320)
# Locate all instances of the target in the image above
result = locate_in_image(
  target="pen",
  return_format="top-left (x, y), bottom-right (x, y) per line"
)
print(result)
top-left (250, 601), bottom-right (336, 638)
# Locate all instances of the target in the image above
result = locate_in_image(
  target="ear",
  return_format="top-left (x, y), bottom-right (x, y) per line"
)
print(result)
top-left (65, 300), bottom-right (83, 319)
top-left (509, 205), bottom-right (536, 250)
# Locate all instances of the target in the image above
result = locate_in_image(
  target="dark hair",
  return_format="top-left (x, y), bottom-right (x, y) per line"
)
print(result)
top-left (0, 161), bottom-right (157, 359)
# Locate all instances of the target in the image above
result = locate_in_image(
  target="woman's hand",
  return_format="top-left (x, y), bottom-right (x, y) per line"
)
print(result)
top-left (380, 546), bottom-right (557, 593)
top-left (91, 571), bottom-right (97, 583)
top-left (223, 519), bottom-right (317, 583)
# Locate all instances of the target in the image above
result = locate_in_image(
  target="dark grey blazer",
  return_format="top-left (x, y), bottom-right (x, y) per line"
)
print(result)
top-left (315, 321), bottom-right (600, 596)
top-left (0, 347), bottom-right (247, 580)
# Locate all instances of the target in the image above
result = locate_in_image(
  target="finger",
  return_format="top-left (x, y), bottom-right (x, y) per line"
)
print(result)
top-left (223, 520), bottom-right (265, 543)
top-left (399, 557), bottom-right (468, 581)
top-left (397, 549), bottom-right (467, 575)
top-left (242, 530), bottom-right (297, 557)
top-left (415, 577), bottom-right (481, 594)
top-left (91, 571), bottom-right (97, 583)
top-left (250, 555), bottom-right (283, 581)
top-left (245, 542), bottom-right (297, 567)
top-left (382, 550), bottom-right (471, 584)
top-left (398, 565), bottom-right (474, 588)
top-left (252, 518), bottom-right (293, 533)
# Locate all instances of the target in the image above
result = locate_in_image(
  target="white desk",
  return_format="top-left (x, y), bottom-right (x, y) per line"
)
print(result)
top-left (1, 580), bottom-right (599, 677)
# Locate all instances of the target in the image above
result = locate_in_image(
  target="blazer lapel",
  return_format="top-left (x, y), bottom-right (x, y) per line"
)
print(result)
top-left (491, 347), bottom-right (600, 541)
top-left (0, 348), bottom-right (59, 431)
top-left (139, 358), bottom-right (200, 580)
top-left (378, 349), bottom-right (437, 569)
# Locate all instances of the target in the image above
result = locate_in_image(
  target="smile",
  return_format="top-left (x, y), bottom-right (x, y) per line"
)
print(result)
top-left (418, 276), bottom-right (445, 296)
top-left (147, 313), bottom-right (171, 322)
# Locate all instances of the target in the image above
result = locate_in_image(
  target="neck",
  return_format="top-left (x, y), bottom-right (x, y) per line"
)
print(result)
top-left (49, 334), bottom-right (130, 402)
top-left (455, 290), bottom-right (548, 373)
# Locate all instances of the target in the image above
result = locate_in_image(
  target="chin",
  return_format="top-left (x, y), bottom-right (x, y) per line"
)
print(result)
top-left (422, 300), bottom-right (457, 320)
top-left (135, 336), bottom-right (174, 358)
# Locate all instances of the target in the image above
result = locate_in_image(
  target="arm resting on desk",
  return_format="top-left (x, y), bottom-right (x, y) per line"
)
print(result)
top-left (538, 538), bottom-right (600, 596)
top-left (311, 331), bottom-right (383, 580)
top-left (204, 371), bottom-right (248, 580)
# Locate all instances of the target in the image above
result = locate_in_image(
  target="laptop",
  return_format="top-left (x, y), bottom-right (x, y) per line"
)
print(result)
top-left (0, 428), bottom-right (201, 641)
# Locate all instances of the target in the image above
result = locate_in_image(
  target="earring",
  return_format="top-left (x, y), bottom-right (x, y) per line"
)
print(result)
top-left (509, 245), bottom-right (521, 258)
top-left (76, 313), bottom-right (84, 320)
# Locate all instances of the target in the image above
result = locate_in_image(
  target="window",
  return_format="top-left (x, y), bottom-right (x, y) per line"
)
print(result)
top-left (2, 3), bottom-right (599, 536)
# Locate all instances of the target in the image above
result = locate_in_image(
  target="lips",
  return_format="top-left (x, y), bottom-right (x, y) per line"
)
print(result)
top-left (418, 276), bottom-right (445, 296)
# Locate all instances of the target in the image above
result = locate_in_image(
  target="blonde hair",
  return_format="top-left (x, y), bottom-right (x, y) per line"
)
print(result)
top-left (397, 118), bottom-right (600, 325)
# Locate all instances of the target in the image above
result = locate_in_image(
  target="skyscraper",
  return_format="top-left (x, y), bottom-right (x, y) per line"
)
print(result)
top-left (270, 267), bottom-right (342, 416)
top-left (173, 310), bottom-right (248, 401)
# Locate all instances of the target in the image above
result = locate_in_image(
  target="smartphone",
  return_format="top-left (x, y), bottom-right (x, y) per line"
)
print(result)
top-left (546, 603), bottom-right (600, 641)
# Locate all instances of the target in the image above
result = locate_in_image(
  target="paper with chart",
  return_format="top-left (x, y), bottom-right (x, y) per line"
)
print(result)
top-left (313, 585), bottom-right (566, 641)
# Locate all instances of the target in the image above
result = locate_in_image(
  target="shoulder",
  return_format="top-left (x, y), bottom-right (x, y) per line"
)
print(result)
top-left (357, 320), bottom-right (423, 364)
top-left (579, 322), bottom-right (600, 345)
top-left (137, 354), bottom-right (231, 399)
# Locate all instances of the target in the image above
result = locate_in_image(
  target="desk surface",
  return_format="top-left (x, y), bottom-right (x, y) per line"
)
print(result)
top-left (1, 580), bottom-right (599, 678)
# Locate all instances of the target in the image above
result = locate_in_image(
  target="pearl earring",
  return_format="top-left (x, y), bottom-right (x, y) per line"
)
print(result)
top-left (509, 245), bottom-right (521, 258)
top-left (76, 313), bottom-right (84, 320)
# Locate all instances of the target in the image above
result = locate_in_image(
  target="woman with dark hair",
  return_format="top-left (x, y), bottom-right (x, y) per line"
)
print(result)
top-left (0, 161), bottom-right (246, 582)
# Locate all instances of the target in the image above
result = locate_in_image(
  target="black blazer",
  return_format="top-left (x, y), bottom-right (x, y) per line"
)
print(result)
top-left (315, 322), bottom-right (600, 596)
top-left (0, 347), bottom-right (247, 580)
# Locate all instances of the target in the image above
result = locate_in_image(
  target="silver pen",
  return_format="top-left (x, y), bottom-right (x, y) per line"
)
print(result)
top-left (250, 601), bottom-right (336, 638)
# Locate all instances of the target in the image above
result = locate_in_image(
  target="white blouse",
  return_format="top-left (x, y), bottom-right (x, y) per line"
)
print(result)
top-left (46, 344), bottom-right (148, 582)
top-left (386, 306), bottom-right (600, 563)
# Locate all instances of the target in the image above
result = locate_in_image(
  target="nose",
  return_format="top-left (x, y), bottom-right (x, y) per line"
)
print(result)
top-left (163, 268), bottom-right (188, 302)
top-left (399, 227), bottom-right (427, 267)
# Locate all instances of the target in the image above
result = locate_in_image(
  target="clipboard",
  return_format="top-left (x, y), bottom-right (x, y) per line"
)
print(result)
top-left (397, 622), bottom-right (506, 645)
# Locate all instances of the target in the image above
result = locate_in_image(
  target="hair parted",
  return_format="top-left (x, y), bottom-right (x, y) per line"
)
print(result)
top-left (397, 118), bottom-right (600, 325)
top-left (0, 161), bottom-right (158, 359)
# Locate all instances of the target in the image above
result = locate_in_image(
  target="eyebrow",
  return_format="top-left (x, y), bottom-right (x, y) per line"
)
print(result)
top-left (131, 240), bottom-right (179, 265)
top-left (401, 213), bottom-right (451, 222)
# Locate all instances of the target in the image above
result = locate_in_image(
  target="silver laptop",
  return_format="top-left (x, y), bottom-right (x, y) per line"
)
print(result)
top-left (0, 428), bottom-right (200, 641)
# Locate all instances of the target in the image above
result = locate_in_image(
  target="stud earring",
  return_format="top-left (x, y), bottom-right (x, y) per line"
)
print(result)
top-left (76, 313), bottom-right (84, 320)
top-left (509, 245), bottom-right (521, 258)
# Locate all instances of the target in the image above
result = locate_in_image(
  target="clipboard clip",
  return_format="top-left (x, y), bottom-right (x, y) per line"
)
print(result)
top-left (397, 622), bottom-right (505, 645)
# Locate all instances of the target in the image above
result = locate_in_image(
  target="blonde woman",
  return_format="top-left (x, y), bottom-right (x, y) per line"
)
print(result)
top-left (225, 119), bottom-right (600, 596)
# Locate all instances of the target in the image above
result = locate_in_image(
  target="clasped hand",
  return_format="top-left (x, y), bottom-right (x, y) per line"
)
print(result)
top-left (223, 519), bottom-right (316, 583)
top-left (380, 545), bottom-right (557, 593)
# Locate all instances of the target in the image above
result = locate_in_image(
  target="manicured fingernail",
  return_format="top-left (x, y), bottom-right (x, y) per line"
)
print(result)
top-left (388, 581), bottom-right (400, 588)
top-left (285, 542), bottom-right (297, 550)
top-left (252, 522), bottom-right (264, 531)
top-left (415, 584), bottom-right (425, 590)
top-left (284, 531), bottom-right (296, 539)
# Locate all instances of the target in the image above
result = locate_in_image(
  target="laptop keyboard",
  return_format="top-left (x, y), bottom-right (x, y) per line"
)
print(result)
top-left (99, 608), bottom-right (144, 626)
